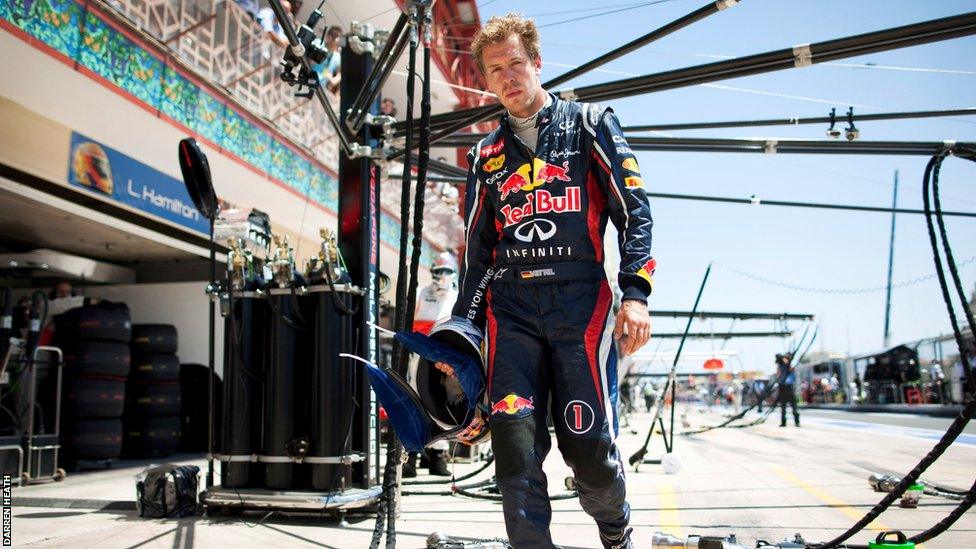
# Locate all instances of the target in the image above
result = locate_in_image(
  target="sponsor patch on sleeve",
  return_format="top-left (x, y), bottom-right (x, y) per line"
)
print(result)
top-left (622, 157), bottom-right (640, 172)
top-left (636, 257), bottom-right (657, 285)
top-left (624, 176), bottom-right (644, 189)
top-left (483, 154), bottom-right (505, 172)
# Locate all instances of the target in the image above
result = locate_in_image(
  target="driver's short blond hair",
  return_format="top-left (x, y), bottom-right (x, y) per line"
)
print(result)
top-left (470, 13), bottom-right (541, 75)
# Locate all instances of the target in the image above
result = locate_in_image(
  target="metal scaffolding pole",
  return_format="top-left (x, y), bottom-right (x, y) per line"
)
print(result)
top-left (408, 10), bottom-right (976, 152)
top-left (267, 0), bottom-right (358, 155)
top-left (430, 133), bottom-right (976, 154)
top-left (624, 136), bottom-right (973, 155)
top-left (623, 107), bottom-right (976, 132)
top-left (569, 11), bottom-right (976, 104)
top-left (645, 191), bottom-right (976, 218)
top-left (650, 310), bottom-right (815, 320)
top-left (346, 13), bottom-right (411, 132)
top-left (650, 331), bottom-right (794, 339)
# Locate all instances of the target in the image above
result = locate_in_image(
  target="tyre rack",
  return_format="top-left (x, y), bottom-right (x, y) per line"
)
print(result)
top-left (23, 346), bottom-right (66, 484)
top-left (0, 343), bottom-right (67, 485)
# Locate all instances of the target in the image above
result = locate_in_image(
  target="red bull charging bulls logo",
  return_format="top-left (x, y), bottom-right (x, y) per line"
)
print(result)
top-left (491, 393), bottom-right (535, 416)
top-left (497, 158), bottom-right (571, 200)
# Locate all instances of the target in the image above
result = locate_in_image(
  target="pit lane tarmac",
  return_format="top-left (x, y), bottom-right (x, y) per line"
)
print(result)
top-left (10, 407), bottom-right (976, 548)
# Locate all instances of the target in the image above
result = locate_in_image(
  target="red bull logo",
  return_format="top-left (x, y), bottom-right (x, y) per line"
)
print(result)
top-left (536, 158), bottom-right (571, 184)
top-left (637, 257), bottom-right (658, 284)
top-left (491, 393), bottom-right (535, 415)
top-left (500, 187), bottom-right (581, 227)
top-left (621, 157), bottom-right (640, 172)
top-left (480, 139), bottom-right (505, 158)
top-left (498, 163), bottom-right (532, 200)
top-left (497, 159), bottom-right (571, 200)
top-left (624, 176), bottom-right (643, 189)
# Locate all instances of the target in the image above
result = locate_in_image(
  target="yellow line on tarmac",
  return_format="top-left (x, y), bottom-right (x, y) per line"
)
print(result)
top-left (774, 467), bottom-right (924, 549)
top-left (659, 482), bottom-right (683, 539)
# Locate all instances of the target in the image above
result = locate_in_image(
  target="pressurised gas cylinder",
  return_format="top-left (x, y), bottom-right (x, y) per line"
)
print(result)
top-left (219, 290), bottom-right (268, 489)
top-left (307, 285), bottom-right (357, 491)
top-left (263, 290), bottom-right (312, 490)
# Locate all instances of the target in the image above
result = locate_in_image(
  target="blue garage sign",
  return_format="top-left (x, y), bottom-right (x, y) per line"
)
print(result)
top-left (67, 132), bottom-right (209, 235)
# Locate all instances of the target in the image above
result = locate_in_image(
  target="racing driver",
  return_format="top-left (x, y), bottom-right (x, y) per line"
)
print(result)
top-left (437, 12), bottom-right (655, 549)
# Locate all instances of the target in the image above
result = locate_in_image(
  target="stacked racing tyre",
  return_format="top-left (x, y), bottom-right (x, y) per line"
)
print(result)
top-left (124, 324), bottom-right (181, 457)
top-left (55, 303), bottom-right (132, 467)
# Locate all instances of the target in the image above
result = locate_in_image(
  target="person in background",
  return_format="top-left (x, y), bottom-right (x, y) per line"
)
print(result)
top-left (853, 370), bottom-right (863, 403)
top-left (48, 281), bottom-right (98, 318)
top-left (775, 353), bottom-right (800, 427)
top-left (403, 252), bottom-right (460, 478)
top-left (752, 379), bottom-right (766, 414)
top-left (642, 382), bottom-right (656, 412)
top-left (380, 97), bottom-right (398, 118)
top-left (256, 0), bottom-right (301, 49)
top-left (233, 0), bottom-right (259, 20)
top-left (314, 25), bottom-right (342, 94)
top-left (37, 281), bottom-right (98, 345)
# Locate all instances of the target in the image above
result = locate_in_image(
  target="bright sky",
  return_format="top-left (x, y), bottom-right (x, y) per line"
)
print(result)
top-left (471, 0), bottom-right (976, 374)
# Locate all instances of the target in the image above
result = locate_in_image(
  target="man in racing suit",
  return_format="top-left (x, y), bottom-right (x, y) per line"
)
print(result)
top-left (440, 14), bottom-right (654, 549)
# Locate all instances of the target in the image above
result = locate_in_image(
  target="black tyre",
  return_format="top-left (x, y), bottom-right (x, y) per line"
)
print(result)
top-left (126, 382), bottom-right (181, 416)
top-left (131, 324), bottom-right (178, 354)
top-left (129, 354), bottom-right (179, 382)
top-left (55, 304), bottom-right (131, 343)
top-left (62, 377), bottom-right (126, 418)
top-left (62, 419), bottom-right (123, 460)
top-left (123, 415), bottom-right (181, 456)
top-left (63, 342), bottom-right (130, 378)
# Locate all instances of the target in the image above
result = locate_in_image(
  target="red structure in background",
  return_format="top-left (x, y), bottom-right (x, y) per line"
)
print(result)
top-left (703, 358), bottom-right (725, 371)
top-left (394, 0), bottom-right (489, 108)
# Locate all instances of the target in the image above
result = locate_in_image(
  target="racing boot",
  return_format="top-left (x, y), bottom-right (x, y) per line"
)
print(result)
top-left (599, 527), bottom-right (633, 549)
top-left (427, 449), bottom-right (451, 477)
top-left (403, 452), bottom-right (418, 478)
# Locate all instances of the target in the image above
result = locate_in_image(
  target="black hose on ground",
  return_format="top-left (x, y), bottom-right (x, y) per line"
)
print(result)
top-left (403, 455), bottom-right (495, 486)
top-left (809, 146), bottom-right (976, 549)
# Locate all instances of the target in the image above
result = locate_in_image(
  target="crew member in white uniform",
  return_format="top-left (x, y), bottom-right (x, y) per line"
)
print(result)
top-left (404, 252), bottom-right (459, 477)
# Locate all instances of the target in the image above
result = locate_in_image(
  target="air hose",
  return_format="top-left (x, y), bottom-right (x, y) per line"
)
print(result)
top-left (403, 455), bottom-right (494, 486)
top-left (809, 146), bottom-right (976, 548)
top-left (371, 6), bottom-right (429, 548)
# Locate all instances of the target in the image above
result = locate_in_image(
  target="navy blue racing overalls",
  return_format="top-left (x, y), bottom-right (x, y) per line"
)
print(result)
top-left (452, 93), bottom-right (654, 547)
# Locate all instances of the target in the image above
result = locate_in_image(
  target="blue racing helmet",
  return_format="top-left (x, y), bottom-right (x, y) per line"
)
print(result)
top-left (363, 316), bottom-right (489, 452)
